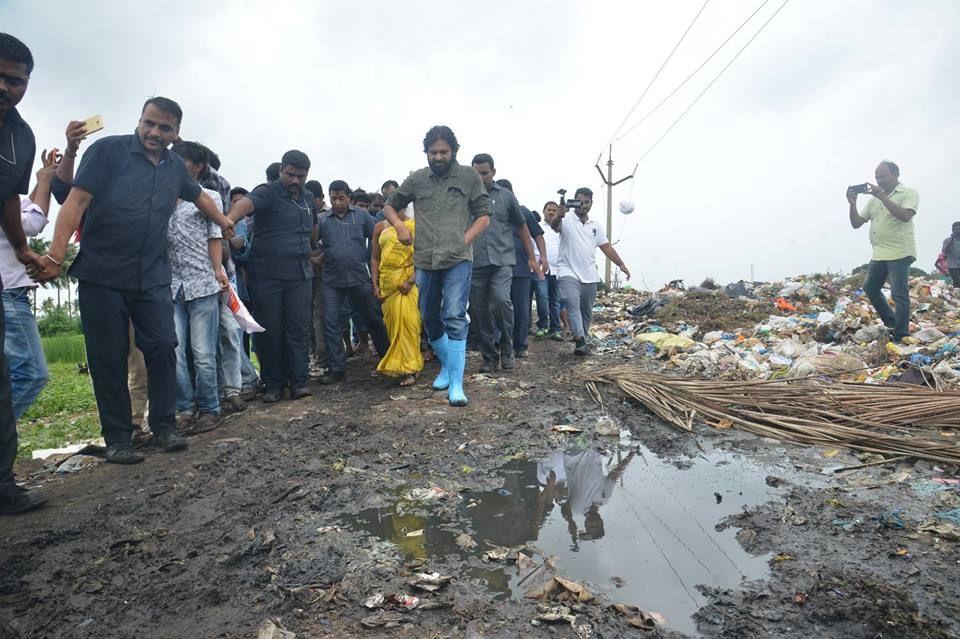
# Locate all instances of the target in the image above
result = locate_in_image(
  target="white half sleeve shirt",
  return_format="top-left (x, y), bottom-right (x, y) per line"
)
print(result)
top-left (554, 214), bottom-right (607, 284)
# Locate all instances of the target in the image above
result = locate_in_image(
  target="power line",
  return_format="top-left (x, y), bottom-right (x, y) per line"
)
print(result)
top-left (600, 0), bottom-right (711, 155)
top-left (615, 0), bottom-right (772, 142)
top-left (634, 0), bottom-right (792, 165)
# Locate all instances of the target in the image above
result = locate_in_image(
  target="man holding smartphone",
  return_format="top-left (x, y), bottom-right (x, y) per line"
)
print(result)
top-left (847, 161), bottom-right (919, 342)
top-left (30, 97), bottom-right (235, 465)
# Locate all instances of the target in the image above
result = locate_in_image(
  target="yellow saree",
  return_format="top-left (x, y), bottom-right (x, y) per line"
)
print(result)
top-left (376, 219), bottom-right (424, 377)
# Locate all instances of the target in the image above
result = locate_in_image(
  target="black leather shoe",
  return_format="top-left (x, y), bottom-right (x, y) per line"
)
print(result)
top-left (291, 386), bottom-right (313, 399)
top-left (573, 339), bottom-right (589, 357)
top-left (262, 390), bottom-right (283, 403)
top-left (479, 359), bottom-right (498, 374)
top-left (0, 484), bottom-right (47, 515)
top-left (317, 373), bottom-right (345, 385)
top-left (105, 445), bottom-right (144, 465)
top-left (155, 431), bottom-right (188, 452)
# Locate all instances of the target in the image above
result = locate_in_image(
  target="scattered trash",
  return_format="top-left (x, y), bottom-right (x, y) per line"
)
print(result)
top-left (55, 454), bottom-right (104, 473)
top-left (360, 611), bottom-right (406, 628)
top-left (403, 486), bottom-right (453, 501)
top-left (594, 415), bottom-right (619, 437)
top-left (483, 546), bottom-right (521, 562)
top-left (918, 520), bottom-right (960, 541)
top-left (832, 517), bottom-right (864, 533)
top-left (934, 507), bottom-right (960, 526)
top-left (525, 576), bottom-right (594, 603)
top-left (773, 553), bottom-right (793, 562)
top-left (455, 532), bottom-right (477, 550)
top-left (609, 603), bottom-right (667, 630)
top-left (405, 529), bottom-right (424, 538)
top-left (257, 618), bottom-right (296, 639)
top-left (364, 593), bottom-right (385, 609)
top-left (533, 605), bottom-right (577, 625)
top-left (32, 441), bottom-right (104, 461)
top-left (875, 510), bottom-right (906, 529)
top-left (551, 424), bottom-right (583, 434)
top-left (408, 572), bottom-right (452, 592)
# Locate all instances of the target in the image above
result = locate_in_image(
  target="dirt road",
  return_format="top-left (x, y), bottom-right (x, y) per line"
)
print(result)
top-left (1, 334), bottom-right (957, 638)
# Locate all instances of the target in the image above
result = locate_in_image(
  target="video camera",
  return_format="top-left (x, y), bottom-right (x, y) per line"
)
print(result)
top-left (557, 189), bottom-right (582, 211)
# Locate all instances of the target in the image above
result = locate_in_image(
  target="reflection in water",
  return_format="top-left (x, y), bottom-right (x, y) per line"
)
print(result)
top-left (343, 444), bottom-right (808, 636)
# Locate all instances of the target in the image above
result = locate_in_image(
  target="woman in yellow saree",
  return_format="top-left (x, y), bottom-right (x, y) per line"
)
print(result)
top-left (371, 209), bottom-right (423, 385)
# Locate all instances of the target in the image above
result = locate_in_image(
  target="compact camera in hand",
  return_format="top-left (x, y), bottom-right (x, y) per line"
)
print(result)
top-left (848, 183), bottom-right (869, 195)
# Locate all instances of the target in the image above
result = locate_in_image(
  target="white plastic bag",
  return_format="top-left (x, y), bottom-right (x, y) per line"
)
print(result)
top-left (223, 273), bottom-right (265, 334)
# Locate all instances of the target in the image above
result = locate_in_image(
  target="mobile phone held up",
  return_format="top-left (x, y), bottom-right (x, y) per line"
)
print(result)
top-left (848, 183), bottom-right (869, 195)
top-left (81, 115), bottom-right (104, 136)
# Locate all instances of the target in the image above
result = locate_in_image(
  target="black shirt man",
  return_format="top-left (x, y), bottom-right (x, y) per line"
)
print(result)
top-left (316, 181), bottom-right (389, 384)
top-left (226, 150), bottom-right (314, 402)
top-left (33, 97), bottom-right (235, 465)
top-left (0, 33), bottom-right (47, 514)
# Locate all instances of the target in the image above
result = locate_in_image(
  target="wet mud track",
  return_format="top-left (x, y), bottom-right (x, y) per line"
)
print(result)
top-left (1, 339), bottom-right (958, 638)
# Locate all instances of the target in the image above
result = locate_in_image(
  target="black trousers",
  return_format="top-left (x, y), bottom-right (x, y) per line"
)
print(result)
top-left (0, 293), bottom-right (19, 486)
top-left (78, 281), bottom-right (178, 446)
top-left (322, 284), bottom-right (389, 376)
top-left (250, 276), bottom-right (312, 391)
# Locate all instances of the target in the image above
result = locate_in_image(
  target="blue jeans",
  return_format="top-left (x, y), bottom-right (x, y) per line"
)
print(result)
top-left (863, 256), bottom-right (914, 339)
top-left (173, 290), bottom-right (221, 415)
top-left (237, 325), bottom-right (259, 389)
top-left (217, 297), bottom-right (243, 397)
top-left (417, 261), bottom-right (472, 341)
top-left (511, 276), bottom-right (531, 352)
top-left (322, 284), bottom-right (390, 376)
top-left (532, 276), bottom-right (550, 330)
top-left (547, 274), bottom-right (562, 332)
top-left (2, 287), bottom-right (48, 420)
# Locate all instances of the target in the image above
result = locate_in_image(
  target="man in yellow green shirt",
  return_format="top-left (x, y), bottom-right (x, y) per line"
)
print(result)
top-left (848, 161), bottom-right (919, 341)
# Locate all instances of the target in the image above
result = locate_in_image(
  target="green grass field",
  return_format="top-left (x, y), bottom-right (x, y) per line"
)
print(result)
top-left (18, 333), bottom-right (261, 459)
top-left (18, 360), bottom-right (99, 459)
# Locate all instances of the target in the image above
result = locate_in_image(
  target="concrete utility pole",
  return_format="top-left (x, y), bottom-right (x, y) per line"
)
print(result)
top-left (595, 145), bottom-right (636, 289)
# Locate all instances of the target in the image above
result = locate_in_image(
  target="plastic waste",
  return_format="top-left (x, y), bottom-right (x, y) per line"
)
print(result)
top-left (789, 352), bottom-right (865, 378)
top-left (635, 332), bottom-right (695, 351)
top-left (913, 327), bottom-right (946, 344)
top-left (853, 325), bottom-right (885, 344)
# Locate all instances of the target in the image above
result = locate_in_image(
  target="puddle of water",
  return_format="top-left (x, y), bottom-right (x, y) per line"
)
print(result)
top-left (343, 443), bottom-right (810, 636)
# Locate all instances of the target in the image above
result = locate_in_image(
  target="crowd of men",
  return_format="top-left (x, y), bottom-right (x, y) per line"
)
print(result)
top-left (0, 30), bottom-right (928, 519)
top-left (0, 33), bottom-right (633, 515)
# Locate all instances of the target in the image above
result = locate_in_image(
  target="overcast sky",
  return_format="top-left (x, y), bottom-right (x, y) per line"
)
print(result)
top-left (4, 0), bottom-right (958, 291)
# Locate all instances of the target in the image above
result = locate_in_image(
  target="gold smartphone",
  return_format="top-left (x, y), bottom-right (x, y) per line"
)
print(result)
top-left (81, 114), bottom-right (104, 135)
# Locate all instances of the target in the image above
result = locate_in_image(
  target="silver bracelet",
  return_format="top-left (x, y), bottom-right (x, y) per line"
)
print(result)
top-left (45, 254), bottom-right (63, 266)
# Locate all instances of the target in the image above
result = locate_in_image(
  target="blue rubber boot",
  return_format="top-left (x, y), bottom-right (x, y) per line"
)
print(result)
top-left (429, 335), bottom-right (450, 391)
top-left (446, 339), bottom-right (468, 407)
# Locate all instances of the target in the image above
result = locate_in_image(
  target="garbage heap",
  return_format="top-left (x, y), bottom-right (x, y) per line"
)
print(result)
top-left (592, 273), bottom-right (960, 385)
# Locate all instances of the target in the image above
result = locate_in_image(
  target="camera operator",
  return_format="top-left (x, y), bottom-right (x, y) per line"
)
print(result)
top-left (847, 161), bottom-right (919, 342)
top-left (550, 187), bottom-right (630, 356)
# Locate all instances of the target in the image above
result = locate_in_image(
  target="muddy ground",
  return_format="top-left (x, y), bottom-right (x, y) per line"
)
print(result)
top-left (1, 316), bottom-right (959, 638)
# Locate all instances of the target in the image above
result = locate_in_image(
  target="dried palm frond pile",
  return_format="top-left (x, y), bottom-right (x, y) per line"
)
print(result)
top-left (583, 364), bottom-right (960, 465)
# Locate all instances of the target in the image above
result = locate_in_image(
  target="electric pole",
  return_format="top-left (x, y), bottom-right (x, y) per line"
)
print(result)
top-left (595, 145), bottom-right (636, 289)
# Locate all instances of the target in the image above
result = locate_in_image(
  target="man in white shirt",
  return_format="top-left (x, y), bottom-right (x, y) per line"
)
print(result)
top-left (540, 201), bottom-right (564, 341)
top-left (550, 187), bottom-right (630, 356)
